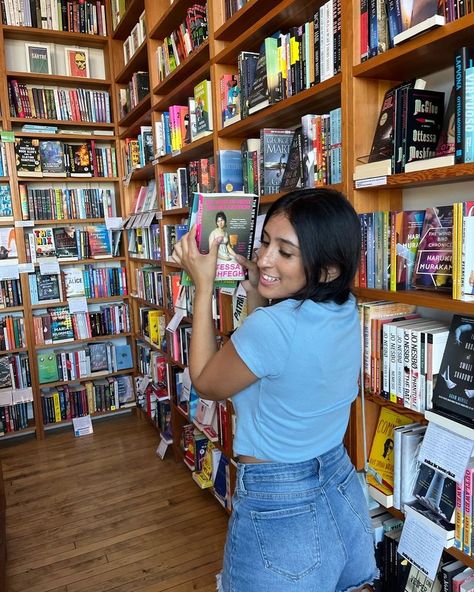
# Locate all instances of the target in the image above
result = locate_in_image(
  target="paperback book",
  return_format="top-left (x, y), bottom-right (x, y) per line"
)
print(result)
top-left (39, 141), bottom-right (66, 177)
top-left (15, 138), bottom-right (42, 177)
top-left (195, 192), bottom-right (259, 281)
top-left (33, 228), bottom-right (56, 258)
top-left (0, 228), bottom-right (17, 259)
top-left (53, 227), bottom-right (78, 260)
top-left (0, 186), bottom-right (13, 221)
top-left (259, 128), bottom-right (294, 195)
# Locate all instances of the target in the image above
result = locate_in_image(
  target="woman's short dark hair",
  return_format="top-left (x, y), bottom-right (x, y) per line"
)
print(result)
top-left (262, 188), bottom-right (361, 304)
top-left (215, 211), bottom-right (227, 224)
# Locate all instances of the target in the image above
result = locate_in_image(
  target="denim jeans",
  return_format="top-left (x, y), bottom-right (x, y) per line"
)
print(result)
top-left (218, 445), bottom-right (378, 591)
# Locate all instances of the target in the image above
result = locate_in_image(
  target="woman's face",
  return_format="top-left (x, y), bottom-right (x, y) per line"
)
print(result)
top-left (216, 216), bottom-right (226, 229)
top-left (256, 213), bottom-right (306, 300)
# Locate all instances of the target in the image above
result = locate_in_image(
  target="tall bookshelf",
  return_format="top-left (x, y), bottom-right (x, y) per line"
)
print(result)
top-left (0, 2), bottom-right (136, 440)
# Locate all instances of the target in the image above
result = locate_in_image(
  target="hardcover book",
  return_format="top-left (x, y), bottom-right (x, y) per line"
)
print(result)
top-left (39, 141), bottom-right (66, 177)
top-left (37, 352), bottom-right (59, 384)
top-left (412, 205), bottom-right (453, 291)
top-left (48, 307), bottom-right (74, 342)
top-left (259, 128), bottom-right (294, 195)
top-left (0, 186), bottom-right (13, 221)
top-left (390, 210), bottom-right (425, 291)
top-left (15, 138), bottom-right (42, 177)
top-left (0, 356), bottom-right (12, 390)
top-left (33, 228), bottom-right (56, 258)
top-left (194, 80), bottom-right (213, 137)
top-left (220, 73), bottom-right (241, 126)
top-left (25, 42), bottom-right (51, 74)
top-left (64, 47), bottom-right (89, 78)
top-left (35, 271), bottom-right (62, 303)
top-left (53, 227), bottom-right (78, 260)
top-left (65, 143), bottom-right (92, 177)
top-left (431, 314), bottom-right (474, 425)
top-left (87, 225), bottom-right (112, 258)
top-left (395, 0), bottom-right (445, 45)
top-left (62, 267), bottom-right (85, 297)
top-left (279, 127), bottom-right (303, 191)
top-left (195, 192), bottom-right (259, 282)
top-left (0, 227), bottom-right (17, 259)
top-left (89, 342), bottom-right (109, 373)
top-left (217, 150), bottom-right (244, 193)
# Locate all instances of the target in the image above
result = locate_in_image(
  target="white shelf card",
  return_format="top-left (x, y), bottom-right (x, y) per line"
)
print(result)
top-left (418, 422), bottom-right (474, 483)
top-left (72, 415), bottom-right (93, 437)
top-left (67, 296), bottom-right (88, 314)
top-left (15, 220), bottom-right (35, 227)
top-left (355, 176), bottom-right (387, 188)
top-left (397, 506), bottom-right (448, 581)
top-left (105, 216), bottom-right (123, 230)
top-left (39, 257), bottom-right (60, 276)
top-left (18, 263), bottom-right (35, 274)
top-left (0, 262), bottom-right (19, 280)
top-left (156, 437), bottom-right (169, 459)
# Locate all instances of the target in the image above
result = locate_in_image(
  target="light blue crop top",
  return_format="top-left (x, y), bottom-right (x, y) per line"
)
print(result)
top-left (230, 295), bottom-right (361, 462)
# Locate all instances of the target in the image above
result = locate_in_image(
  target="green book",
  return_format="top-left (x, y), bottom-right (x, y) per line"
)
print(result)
top-left (37, 353), bottom-right (59, 384)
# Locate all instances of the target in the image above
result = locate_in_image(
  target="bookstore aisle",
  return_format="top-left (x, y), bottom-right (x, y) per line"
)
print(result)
top-left (0, 412), bottom-right (228, 592)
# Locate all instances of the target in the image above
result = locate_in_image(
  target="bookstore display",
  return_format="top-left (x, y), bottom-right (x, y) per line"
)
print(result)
top-left (0, 0), bottom-right (473, 581)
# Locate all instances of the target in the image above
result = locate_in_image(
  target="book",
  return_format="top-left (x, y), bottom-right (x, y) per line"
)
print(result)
top-left (279, 127), bottom-right (303, 191)
top-left (455, 47), bottom-right (474, 165)
top-left (33, 228), bottom-right (56, 258)
top-left (25, 42), bottom-right (51, 74)
top-left (53, 227), bottom-right (78, 260)
top-left (412, 205), bottom-right (453, 291)
top-left (390, 210), bottom-right (425, 291)
top-left (394, 1), bottom-right (445, 46)
top-left (194, 80), bottom-right (213, 137)
top-left (195, 192), bottom-right (259, 282)
top-left (217, 150), bottom-right (244, 193)
top-left (39, 141), bottom-right (66, 177)
top-left (367, 406), bottom-right (413, 495)
top-left (220, 74), bottom-right (241, 126)
top-left (411, 462), bottom-right (457, 522)
top-left (64, 47), bottom-right (90, 78)
top-left (89, 342), bottom-right (109, 373)
top-left (431, 314), bottom-right (474, 425)
top-left (0, 186), bottom-right (13, 221)
top-left (15, 138), bottom-right (42, 177)
top-left (0, 228), bottom-right (17, 260)
top-left (66, 143), bottom-right (92, 177)
top-left (114, 344), bottom-right (133, 370)
top-left (259, 128), bottom-right (294, 195)
top-left (34, 272), bottom-right (62, 304)
top-left (49, 307), bottom-right (74, 342)
top-left (37, 352), bottom-right (59, 384)
top-left (87, 225), bottom-right (112, 258)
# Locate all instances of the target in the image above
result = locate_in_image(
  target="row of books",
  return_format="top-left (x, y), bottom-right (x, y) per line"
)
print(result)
top-left (0, 0), bottom-right (107, 34)
top-left (9, 81), bottom-right (112, 123)
top-left (26, 224), bottom-right (114, 261)
top-left (134, 267), bottom-right (163, 308)
top-left (122, 11), bottom-right (146, 66)
top-left (0, 353), bottom-right (31, 391)
top-left (358, 202), bottom-right (473, 302)
top-left (128, 180), bottom-right (157, 214)
top-left (167, 323), bottom-right (192, 367)
top-left (0, 144), bottom-right (8, 177)
top-left (139, 307), bottom-right (166, 350)
top-left (19, 186), bottom-right (114, 221)
top-left (118, 71), bottom-right (149, 119)
top-left (15, 138), bottom-right (117, 178)
top-left (0, 315), bottom-right (26, 350)
top-left (32, 303), bottom-right (130, 345)
top-left (41, 374), bottom-right (134, 424)
top-left (122, 128), bottom-right (153, 175)
top-left (155, 3), bottom-right (208, 82)
top-left (162, 222), bottom-right (187, 263)
top-left (136, 381), bottom-right (171, 440)
top-left (0, 279), bottom-right (22, 309)
top-left (37, 341), bottom-right (133, 384)
top-left (128, 221), bottom-right (161, 261)
top-left (135, 344), bottom-right (167, 397)
top-left (28, 265), bottom-right (128, 306)
top-left (0, 401), bottom-right (32, 435)
top-left (224, 0), bottom-right (246, 20)
top-left (156, 158), bottom-right (216, 210)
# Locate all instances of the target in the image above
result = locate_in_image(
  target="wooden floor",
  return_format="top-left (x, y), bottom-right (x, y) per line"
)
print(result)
top-left (0, 412), bottom-right (228, 592)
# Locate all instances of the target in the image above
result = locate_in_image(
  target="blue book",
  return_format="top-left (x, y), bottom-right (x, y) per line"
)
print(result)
top-left (217, 150), bottom-right (243, 192)
top-left (464, 65), bottom-right (474, 163)
top-left (114, 344), bottom-right (133, 370)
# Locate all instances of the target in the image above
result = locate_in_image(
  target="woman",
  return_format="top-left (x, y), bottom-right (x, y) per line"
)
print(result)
top-left (172, 188), bottom-right (378, 592)
top-left (208, 211), bottom-right (237, 262)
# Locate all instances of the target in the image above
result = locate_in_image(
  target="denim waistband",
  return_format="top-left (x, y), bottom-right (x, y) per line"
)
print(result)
top-left (236, 443), bottom-right (347, 491)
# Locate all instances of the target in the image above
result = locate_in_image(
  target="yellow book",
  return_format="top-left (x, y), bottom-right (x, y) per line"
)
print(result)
top-left (192, 441), bottom-right (215, 489)
top-left (85, 381), bottom-right (95, 414)
top-left (52, 390), bottom-right (62, 423)
top-left (148, 310), bottom-right (159, 345)
top-left (367, 406), bottom-right (412, 495)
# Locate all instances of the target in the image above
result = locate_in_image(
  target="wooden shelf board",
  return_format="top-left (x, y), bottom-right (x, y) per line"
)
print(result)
top-left (0, 347), bottom-right (28, 355)
top-left (43, 407), bottom-right (134, 430)
top-left (0, 219), bottom-right (14, 226)
top-left (29, 218), bottom-right (105, 225)
top-left (13, 131), bottom-right (118, 141)
top-left (153, 41), bottom-right (210, 97)
top-left (39, 368), bottom-right (133, 388)
top-left (355, 163), bottom-right (474, 189)
top-left (1, 25), bottom-right (109, 47)
top-left (131, 296), bottom-right (164, 311)
top-left (16, 176), bottom-right (119, 183)
top-left (112, 0), bottom-right (145, 40)
top-left (218, 76), bottom-right (341, 137)
top-left (35, 332), bottom-right (132, 350)
top-left (353, 13), bottom-right (474, 81)
top-left (214, 0), bottom-right (267, 41)
top-left (7, 71), bottom-right (111, 88)
top-left (33, 256), bottom-right (126, 266)
top-left (163, 261), bottom-right (183, 269)
top-left (31, 295), bottom-right (129, 310)
top-left (162, 207), bottom-right (188, 216)
top-left (118, 94), bottom-right (151, 129)
top-left (364, 393), bottom-right (425, 424)
top-left (126, 162), bottom-right (155, 181)
top-left (354, 287), bottom-right (474, 314)
top-left (154, 62), bottom-right (210, 111)
top-left (119, 108), bottom-right (152, 139)
top-left (128, 256), bottom-right (161, 265)
top-left (10, 118), bottom-right (114, 129)
top-left (115, 40), bottom-right (149, 84)
top-left (0, 306), bottom-right (24, 313)
top-left (213, 0), bottom-right (327, 64)
top-left (0, 426), bottom-right (36, 440)
top-left (157, 133), bottom-right (214, 164)
top-left (149, 0), bottom-right (191, 39)
top-left (259, 184), bottom-right (344, 205)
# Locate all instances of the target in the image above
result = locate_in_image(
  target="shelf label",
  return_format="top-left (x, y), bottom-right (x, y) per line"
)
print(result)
top-left (355, 176), bottom-right (387, 188)
top-left (397, 506), bottom-right (447, 581)
top-left (12, 388), bottom-right (33, 404)
top-left (15, 220), bottom-right (35, 227)
top-left (0, 131), bottom-right (14, 143)
top-left (18, 263), bottom-right (35, 274)
top-left (105, 216), bottom-right (123, 230)
top-left (418, 422), bottom-right (473, 483)
top-left (72, 415), bottom-right (93, 437)
top-left (68, 296), bottom-right (88, 314)
top-left (0, 262), bottom-right (20, 280)
top-left (39, 257), bottom-right (60, 276)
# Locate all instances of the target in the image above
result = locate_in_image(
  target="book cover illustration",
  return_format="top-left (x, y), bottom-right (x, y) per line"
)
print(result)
top-left (25, 42), bottom-right (51, 74)
top-left (48, 307), bottom-right (74, 342)
top-left (412, 205), bottom-right (453, 291)
top-left (15, 138), bottom-right (42, 177)
top-left (0, 185), bottom-right (13, 220)
top-left (66, 143), bottom-right (92, 176)
top-left (39, 141), bottom-right (66, 177)
top-left (0, 227), bottom-right (17, 259)
top-left (35, 272), bottom-right (61, 302)
top-left (279, 127), bottom-right (303, 191)
top-left (217, 150), bottom-right (244, 193)
top-left (63, 267), bottom-right (85, 297)
top-left (89, 342), bottom-right (108, 373)
top-left (87, 225), bottom-right (112, 258)
top-left (196, 192), bottom-right (259, 281)
top-left (367, 406), bottom-right (412, 494)
top-left (435, 86), bottom-right (455, 157)
top-left (194, 80), bottom-right (213, 137)
top-left (0, 356), bottom-right (12, 390)
top-left (432, 314), bottom-right (474, 424)
top-left (221, 74), bottom-right (241, 125)
top-left (64, 47), bottom-right (89, 78)
top-left (33, 228), bottom-right (56, 258)
top-left (53, 227), bottom-right (78, 260)
top-left (391, 210), bottom-right (425, 291)
top-left (411, 462), bottom-right (456, 523)
top-left (260, 128), bottom-right (294, 195)
top-left (37, 353), bottom-right (59, 384)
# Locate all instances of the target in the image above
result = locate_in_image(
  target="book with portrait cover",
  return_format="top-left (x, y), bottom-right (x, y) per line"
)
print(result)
top-left (412, 205), bottom-right (453, 291)
top-left (390, 209), bottom-right (425, 291)
top-left (195, 192), bottom-right (259, 281)
top-left (367, 406), bottom-right (412, 495)
top-left (431, 314), bottom-right (474, 425)
top-left (0, 227), bottom-right (17, 259)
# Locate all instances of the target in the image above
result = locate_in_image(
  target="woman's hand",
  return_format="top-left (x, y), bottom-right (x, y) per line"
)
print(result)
top-left (234, 250), bottom-right (259, 294)
top-left (171, 225), bottom-right (220, 293)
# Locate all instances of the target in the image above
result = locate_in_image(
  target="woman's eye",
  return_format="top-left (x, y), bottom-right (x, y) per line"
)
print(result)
top-left (279, 251), bottom-right (292, 258)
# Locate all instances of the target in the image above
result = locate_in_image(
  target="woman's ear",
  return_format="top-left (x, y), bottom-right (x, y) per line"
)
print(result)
top-left (321, 265), bottom-right (340, 283)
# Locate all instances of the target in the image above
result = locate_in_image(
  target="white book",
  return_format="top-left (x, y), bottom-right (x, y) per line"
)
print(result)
top-left (420, 325), bottom-right (449, 411)
top-left (393, 422), bottom-right (421, 510)
top-left (425, 328), bottom-right (450, 410)
top-left (394, 14), bottom-right (445, 46)
top-left (399, 425), bottom-right (426, 509)
top-left (353, 159), bottom-right (391, 180)
top-left (404, 154), bottom-right (454, 173)
top-left (409, 321), bottom-right (443, 412)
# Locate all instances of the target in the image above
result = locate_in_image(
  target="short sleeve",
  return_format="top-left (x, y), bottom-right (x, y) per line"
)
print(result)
top-left (230, 307), bottom-right (291, 378)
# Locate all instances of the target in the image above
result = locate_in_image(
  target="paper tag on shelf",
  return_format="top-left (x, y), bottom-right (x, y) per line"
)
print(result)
top-left (417, 422), bottom-right (474, 483)
top-left (0, 262), bottom-right (20, 280)
top-left (105, 216), bottom-right (123, 230)
top-left (156, 437), bottom-right (169, 459)
top-left (72, 415), bottom-right (93, 437)
top-left (0, 131), bottom-right (14, 143)
top-left (15, 220), bottom-right (35, 227)
top-left (355, 176), bottom-right (387, 188)
top-left (220, 285), bottom-right (236, 296)
top-left (68, 296), bottom-right (88, 314)
top-left (397, 506), bottom-right (447, 581)
top-left (39, 257), bottom-right (60, 276)
top-left (12, 387), bottom-right (33, 404)
top-left (18, 263), bottom-right (35, 273)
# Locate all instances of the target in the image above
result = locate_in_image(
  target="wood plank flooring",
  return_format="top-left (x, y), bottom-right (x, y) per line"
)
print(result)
top-left (0, 412), bottom-right (228, 592)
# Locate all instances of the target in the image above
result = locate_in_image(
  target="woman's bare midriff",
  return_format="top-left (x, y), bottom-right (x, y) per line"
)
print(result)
top-left (237, 455), bottom-right (271, 463)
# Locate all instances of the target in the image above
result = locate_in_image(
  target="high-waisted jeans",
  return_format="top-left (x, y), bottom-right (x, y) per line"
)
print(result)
top-left (218, 444), bottom-right (378, 591)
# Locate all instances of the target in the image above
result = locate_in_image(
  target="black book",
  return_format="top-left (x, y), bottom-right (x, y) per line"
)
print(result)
top-left (14, 138), bottom-right (42, 177)
top-left (432, 314), bottom-right (474, 424)
top-left (39, 140), bottom-right (66, 177)
top-left (247, 45), bottom-right (268, 115)
top-left (280, 126), bottom-right (303, 191)
top-left (411, 462), bottom-right (456, 523)
top-left (36, 272), bottom-right (61, 303)
top-left (53, 227), bottom-right (78, 260)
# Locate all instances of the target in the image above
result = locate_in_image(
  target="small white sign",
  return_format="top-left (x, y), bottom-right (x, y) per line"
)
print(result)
top-left (14, 220), bottom-right (35, 227)
top-left (18, 263), bottom-right (35, 273)
top-left (68, 296), bottom-right (88, 314)
top-left (72, 415), bottom-right (93, 437)
top-left (220, 285), bottom-right (236, 296)
top-left (418, 422), bottom-right (474, 483)
top-left (39, 257), bottom-right (60, 275)
top-left (12, 387), bottom-right (34, 404)
top-left (355, 176), bottom-right (387, 188)
top-left (105, 216), bottom-right (123, 230)
top-left (156, 437), bottom-right (169, 459)
top-left (0, 263), bottom-right (19, 280)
